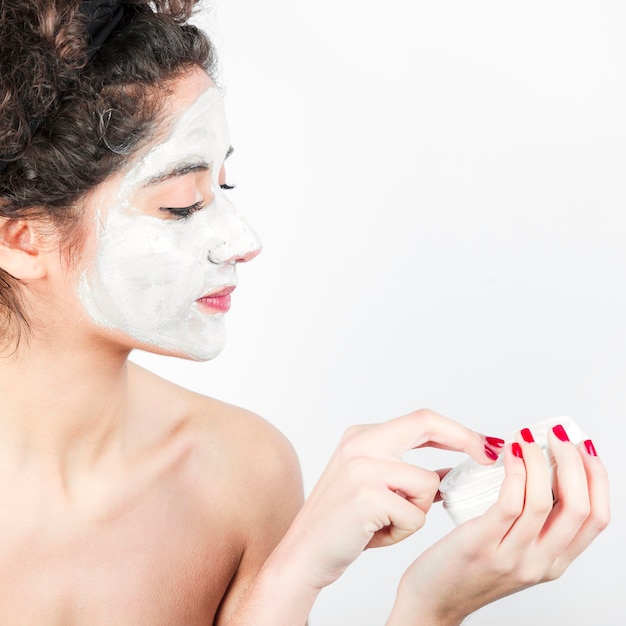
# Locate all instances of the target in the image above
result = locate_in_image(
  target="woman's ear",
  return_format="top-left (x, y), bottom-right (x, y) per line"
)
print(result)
top-left (0, 218), bottom-right (46, 280)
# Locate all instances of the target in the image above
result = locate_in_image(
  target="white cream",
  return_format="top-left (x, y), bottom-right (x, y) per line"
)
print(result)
top-left (78, 87), bottom-right (261, 360)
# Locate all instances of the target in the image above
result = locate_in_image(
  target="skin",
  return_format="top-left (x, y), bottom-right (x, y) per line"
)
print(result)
top-left (0, 68), bottom-right (301, 624)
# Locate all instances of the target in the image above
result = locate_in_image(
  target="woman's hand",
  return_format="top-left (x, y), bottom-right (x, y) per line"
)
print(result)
top-left (269, 409), bottom-right (502, 592)
top-left (225, 409), bottom-right (503, 625)
top-left (388, 424), bottom-right (610, 626)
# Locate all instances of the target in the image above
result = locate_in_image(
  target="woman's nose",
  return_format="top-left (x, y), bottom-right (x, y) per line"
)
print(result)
top-left (205, 196), bottom-right (262, 265)
top-left (221, 242), bottom-right (262, 264)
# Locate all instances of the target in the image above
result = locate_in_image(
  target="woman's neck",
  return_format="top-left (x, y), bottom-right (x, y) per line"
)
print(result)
top-left (0, 335), bottom-right (132, 476)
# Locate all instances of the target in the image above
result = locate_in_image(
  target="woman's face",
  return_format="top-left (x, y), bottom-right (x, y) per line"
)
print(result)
top-left (77, 69), bottom-right (261, 361)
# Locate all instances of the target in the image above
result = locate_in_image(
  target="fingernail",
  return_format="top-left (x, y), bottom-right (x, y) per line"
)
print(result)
top-left (485, 436), bottom-right (505, 448)
top-left (552, 424), bottom-right (569, 442)
top-left (520, 428), bottom-right (534, 443)
top-left (584, 439), bottom-right (598, 456)
top-left (484, 445), bottom-right (499, 460)
top-left (511, 442), bottom-right (523, 458)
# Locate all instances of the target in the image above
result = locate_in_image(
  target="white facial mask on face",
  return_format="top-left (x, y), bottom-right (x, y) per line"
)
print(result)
top-left (78, 86), bottom-right (261, 361)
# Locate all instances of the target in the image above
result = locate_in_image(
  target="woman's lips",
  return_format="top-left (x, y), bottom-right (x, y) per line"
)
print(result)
top-left (196, 285), bottom-right (235, 313)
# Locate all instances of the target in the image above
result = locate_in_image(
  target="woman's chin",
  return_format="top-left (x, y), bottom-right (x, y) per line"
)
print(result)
top-left (130, 330), bottom-right (228, 362)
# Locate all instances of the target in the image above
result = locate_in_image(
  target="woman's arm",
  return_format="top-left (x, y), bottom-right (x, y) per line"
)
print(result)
top-left (213, 413), bottom-right (306, 626)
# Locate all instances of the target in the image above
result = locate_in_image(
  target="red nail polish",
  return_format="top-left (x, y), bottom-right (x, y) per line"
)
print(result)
top-left (511, 442), bottom-right (523, 458)
top-left (584, 439), bottom-right (597, 456)
top-left (484, 445), bottom-right (499, 460)
top-left (552, 424), bottom-right (569, 442)
top-left (520, 428), bottom-right (534, 443)
top-left (485, 436), bottom-right (505, 447)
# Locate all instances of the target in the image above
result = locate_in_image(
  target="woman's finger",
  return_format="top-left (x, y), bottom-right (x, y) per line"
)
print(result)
top-left (466, 443), bottom-right (527, 547)
top-left (532, 427), bottom-right (590, 556)
top-left (433, 468), bottom-right (452, 502)
top-left (350, 457), bottom-right (442, 514)
top-left (340, 409), bottom-right (499, 466)
top-left (500, 437), bottom-right (553, 550)
top-left (547, 439), bottom-right (610, 572)
top-left (366, 488), bottom-right (428, 549)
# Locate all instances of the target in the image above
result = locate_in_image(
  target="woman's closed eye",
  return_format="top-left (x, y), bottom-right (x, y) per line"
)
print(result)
top-left (159, 200), bottom-right (205, 220)
top-left (158, 180), bottom-right (235, 219)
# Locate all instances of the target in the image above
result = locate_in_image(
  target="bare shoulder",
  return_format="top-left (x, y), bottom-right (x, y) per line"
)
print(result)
top-left (187, 389), bottom-right (303, 497)
top-left (177, 386), bottom-right (305, 622)
top-left (127, 362), bottom-right (303, 511)
top-left (123, 364), bottom-right (304, 622)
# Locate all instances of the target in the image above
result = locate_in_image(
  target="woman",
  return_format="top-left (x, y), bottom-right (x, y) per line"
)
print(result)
top-left (0, 1), bottom-right (609, 624)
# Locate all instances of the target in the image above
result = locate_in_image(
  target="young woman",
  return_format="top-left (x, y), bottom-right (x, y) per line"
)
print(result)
top-left (0, 1), bottom-right (609, 624)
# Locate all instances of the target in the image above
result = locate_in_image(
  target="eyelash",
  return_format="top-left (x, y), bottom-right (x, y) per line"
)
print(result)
top-left (160, 182), bottom-right (235, 219)
top-left (160, 200), bottom-right (205, 220)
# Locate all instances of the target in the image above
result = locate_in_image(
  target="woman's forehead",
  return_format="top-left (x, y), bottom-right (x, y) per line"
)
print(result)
top-left (125, 67), bottom-right (218, 164)
top-left (125, 86), bottom-right (229, 193)
top-left (84, 71), bottom-right (227, 214)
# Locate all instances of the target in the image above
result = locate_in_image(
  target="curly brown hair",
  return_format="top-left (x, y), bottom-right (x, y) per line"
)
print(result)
top-left (0, 0), bottom-right (216, 348)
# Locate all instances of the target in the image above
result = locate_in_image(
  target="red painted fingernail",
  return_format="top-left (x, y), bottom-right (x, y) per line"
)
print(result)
top-left (484, 445), bottom-right (499, 460)
top-left (584, 439), bottom-right (597, 456)
top-left (511, 442), bottom-right (523, 458)
top-left (520, 428), bottom-right (534, 443)
top-left (485, 436), bottom-right (505, 447)
top-left (552, 424), bottom-right (569, 442)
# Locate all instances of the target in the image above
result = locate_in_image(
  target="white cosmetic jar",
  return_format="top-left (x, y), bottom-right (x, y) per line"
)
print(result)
top-left (438, 417), bottom-right (587, 526)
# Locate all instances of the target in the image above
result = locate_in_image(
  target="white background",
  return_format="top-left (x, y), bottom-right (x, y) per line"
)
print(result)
top-left (132, 1), bottom-right (626, 623)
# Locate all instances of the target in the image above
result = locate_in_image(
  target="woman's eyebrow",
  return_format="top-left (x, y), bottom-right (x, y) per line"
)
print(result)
top-left (142, 162), bottom-right (209, 187)
top-left (140, 146), bottom-right (233, 188)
